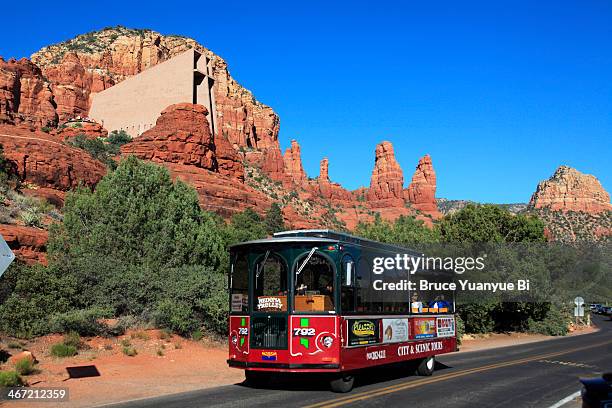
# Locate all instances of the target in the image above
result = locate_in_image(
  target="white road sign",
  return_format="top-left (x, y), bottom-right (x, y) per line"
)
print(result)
top-left (0, 234), bottom-right (15, 278)
top-left (574, 306), bottom-right (584, 317)
top-left (574, 296), bottom-right (584, 306)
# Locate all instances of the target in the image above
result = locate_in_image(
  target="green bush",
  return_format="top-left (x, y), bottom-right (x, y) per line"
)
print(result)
top-left (153, 300), bottom-right (199, 336)
top-left (50, 343), bottom-right (77, 358)
top-left (122, 346), bottom-right (137, 356)
top-left (66, 134), bottom-right (120, 169)
top-left (48, 308), bottom-right (109, 336)
top-left (107, 130), bottom-right (132, 146)
top-left (458, 304), bottom-right (496, 334)
top-left (0, 263), bottom-right (78, 338)
top-left (528, 307), bottom-right (569, 336)
top-left (62, 332), bottom-right (82, 349)
top-left (191, 329), bottom-right (203, 341)
top-left (0, 370), bottom-right (24, 386)
top-left (20, 209), bottom-right (42, 228)
top-left (455, 315), bottom-right (465, 345)
top-left (15, 358), bottom-right (36, 375)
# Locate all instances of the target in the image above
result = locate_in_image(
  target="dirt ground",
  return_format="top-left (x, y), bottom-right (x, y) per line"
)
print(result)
top-left (0, 324), bottom-right (598, 408)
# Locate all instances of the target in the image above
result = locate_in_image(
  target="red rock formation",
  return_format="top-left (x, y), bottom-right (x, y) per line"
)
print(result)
top-left (0, 58), bottom-right (57, 127)
top-left (319, 157), bottom-right (330, 182)
top-left (30, 27), bottom-right (280, 151)
top-left (367, 141), bottom-right (405, 204)
top-left (253, 147), bottom-right (288, 184)
top-left (38, 53), bottom-right (97, 121)
top-left (58, 120), bottom-right (108, 140)
top-left (406, 154), bottom-right (441, 218)
top-left (0, 124), bottom-right (106, 190)
top-left (283, 140), bottom-right (307, 185)
top-left (118, 103), bottom-right (272, 216)
top-left (164, 163), bottom-right (271, 218)
top-left (0, 224), bottom-right (48, 264)
top-left (315, 158), bottom-right (353, 201)
top-left (529, 166), bottom-right (612, 213)
top-left (121, 103), bottom-right (244, 181)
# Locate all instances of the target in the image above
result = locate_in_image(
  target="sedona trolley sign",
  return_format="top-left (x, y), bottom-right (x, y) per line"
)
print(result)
top-left (227, 230), bottom-right (458, 393)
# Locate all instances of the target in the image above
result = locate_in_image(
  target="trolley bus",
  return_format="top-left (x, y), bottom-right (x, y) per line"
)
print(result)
top-left (227, 230), bottom-right (457, 392)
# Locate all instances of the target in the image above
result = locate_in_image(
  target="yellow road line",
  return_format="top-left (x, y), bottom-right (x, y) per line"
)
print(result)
top-left (305, 339), bottom-right (611, 408)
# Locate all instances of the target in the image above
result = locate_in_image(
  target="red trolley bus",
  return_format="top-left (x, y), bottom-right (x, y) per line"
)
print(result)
top-left (227, 230), bottom-right (457, 392)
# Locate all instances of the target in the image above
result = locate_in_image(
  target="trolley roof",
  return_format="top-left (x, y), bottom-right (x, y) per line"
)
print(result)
top-left (230, 229), bottom-right (422, 256)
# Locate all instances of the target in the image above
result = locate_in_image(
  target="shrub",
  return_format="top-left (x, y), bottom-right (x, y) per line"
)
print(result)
top-left (459, 304), bottom-right (495, 334)
top-left (62, 332), bottom-right (82, 349)
top-left (120, 339), bottom-right (131, 347)
top-left (20, 209), bottom-right (42, 228)
top-left (455, 314), bottom-right (465, 345)
top-left (191, 329), bottom-right (203, 342)
top-left (48, 308), bottom-right (109, 336)
top-left (7, 341), bottom-right (21, 349)
top-left (153, 300), bottom-right (198, 336)
top-left (107, 130), bottom-right (131, 146)
top-left (156, 349), bottom-right (164, 356)
top-left (131, 331), bottom-right (150, 341)
top-left (15, 358), bottom-right (36, 375)
top-left (528, 307), bottom-right (569, 336)
top-left (41, 126), bottom-right (52, 133)
top-left (50, 343), bottom-right (77, 357)
top-left (122, 346), bottom-right (137, 356)
top-left (0, 371), bottom-right (24, 386)
top-left (66, 134), bottom-right (119, 169)
top-left (265, 203), bottom-right (286, 235)
top-left (0, 263), bottom-right (78, 338)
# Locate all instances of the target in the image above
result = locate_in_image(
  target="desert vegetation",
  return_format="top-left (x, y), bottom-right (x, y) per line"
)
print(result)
top-left (0, 157), bottom-right (607, 344)
top-left (0, 157), bottom-right (285, 339)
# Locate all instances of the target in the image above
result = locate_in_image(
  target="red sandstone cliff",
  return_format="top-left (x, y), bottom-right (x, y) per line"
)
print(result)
top-left (283, 140), bottom-right (307, 185)
top-left (0, 27), bottom-right (450, 237)
top-left (406, 154), bottom-right (441, 218)
top-left (0, 224), bottom-right (48, 265)
top-left (0, 58), bottom-right (58, 127)
top-left (367, 141), bottom-right (405, 204)
top-left (529, 165), bottom-right (612, 213)
top-left (27, 27), bottom-right (280, 154)
top-left (0, 124), bottom-right (106, 191)
top-left (120, 103), bottom-right (270, 216)
top-left (121, 103), bottom-right (243, 180)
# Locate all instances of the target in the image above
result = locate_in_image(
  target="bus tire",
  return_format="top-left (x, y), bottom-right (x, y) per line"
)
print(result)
top-left (416, 356), bottom-right (435, 376)
top-left (330, 375), bottom-right (355, 393)
top-left (245, 370), bottom-right (268, 387)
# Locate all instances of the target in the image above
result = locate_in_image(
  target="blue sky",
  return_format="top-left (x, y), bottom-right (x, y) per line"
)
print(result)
top-left (2, 0), bottom-right (611, 203)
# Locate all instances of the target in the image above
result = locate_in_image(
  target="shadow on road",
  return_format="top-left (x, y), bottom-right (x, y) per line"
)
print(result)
top-left (236, 360), bottom-right (454, 392)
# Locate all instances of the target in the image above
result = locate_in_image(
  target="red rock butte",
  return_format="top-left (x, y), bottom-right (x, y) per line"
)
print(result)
top-left (529, 166), bottom-right (612, 213)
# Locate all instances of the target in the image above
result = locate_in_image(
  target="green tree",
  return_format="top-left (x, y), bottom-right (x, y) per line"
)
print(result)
top-left (107, 130), bottom-right (132, 147)
top-left (0, 262), bottom-right (79, 337)
top-left (355, 214), bottom-right (440, 245)
top-left (265, 203), bottom-right (286, 235)
top-left (226, 208), bottom-right (267, 245)
top-left (439, 204), bottom-right (545, 243)
top-left (49, 156), bottom-right (227, 271)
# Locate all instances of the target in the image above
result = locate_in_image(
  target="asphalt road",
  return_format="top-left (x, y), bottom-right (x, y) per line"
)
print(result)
top-left (105, 315), bottom-right (611, 408)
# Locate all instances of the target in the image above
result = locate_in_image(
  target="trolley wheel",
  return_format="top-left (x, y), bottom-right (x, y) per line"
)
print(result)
top-left (416, 355), bottom-right (435, 376)
top-left (245, 370), bottom-right (269, 387)
top-left (330, 374), bottom-right (355, 393)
